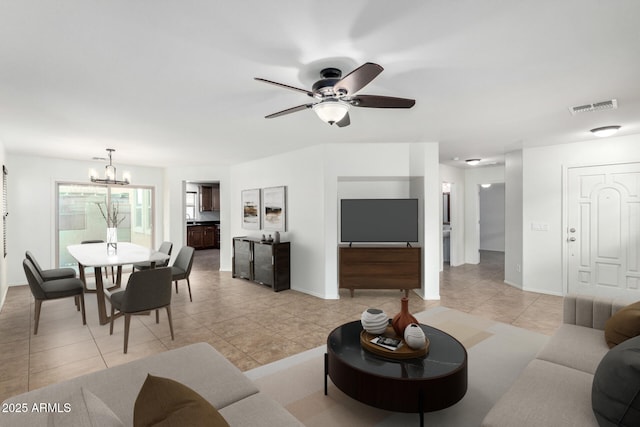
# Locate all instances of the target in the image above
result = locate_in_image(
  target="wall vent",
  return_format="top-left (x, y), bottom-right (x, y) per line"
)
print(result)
top-left (569, 99), bottom-right (617, 115)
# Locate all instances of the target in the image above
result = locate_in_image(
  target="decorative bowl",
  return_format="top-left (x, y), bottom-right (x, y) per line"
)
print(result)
top-left (404, 323), bottom-right (427, 350)
top-left (361, 308), bottom-right (389, 335)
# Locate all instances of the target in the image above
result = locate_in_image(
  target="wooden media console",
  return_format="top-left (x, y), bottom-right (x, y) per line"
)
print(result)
top-left (339, 245), bottom-right (421, 297)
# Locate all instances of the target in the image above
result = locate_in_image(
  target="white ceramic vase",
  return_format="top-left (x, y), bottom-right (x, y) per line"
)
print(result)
top-left (361, 308), bottom-right (389, 335)
top-left (404, 323), bottom-right (426, 349)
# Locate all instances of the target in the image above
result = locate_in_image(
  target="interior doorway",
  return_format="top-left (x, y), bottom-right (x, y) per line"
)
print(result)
top-left (184, 180), bottom-right (221, 269)
top-left (442, 182), bottom-right (459, 267)
top-left (478, 183), bottom-right (505, 275)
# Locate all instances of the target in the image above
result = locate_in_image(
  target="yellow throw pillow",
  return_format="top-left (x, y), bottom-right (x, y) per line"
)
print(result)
top-left (133, 374), bottom-right (229, 427)
top-left (604, 301), bottom-right (640, 348)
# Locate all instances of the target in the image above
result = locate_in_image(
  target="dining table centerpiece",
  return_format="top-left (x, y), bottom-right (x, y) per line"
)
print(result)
top-left (97, 202), bottom-right (125, 253)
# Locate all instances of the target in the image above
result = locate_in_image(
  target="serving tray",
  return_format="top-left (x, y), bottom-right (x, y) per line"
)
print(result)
top-left (360, 325), bottom-right (429, 360)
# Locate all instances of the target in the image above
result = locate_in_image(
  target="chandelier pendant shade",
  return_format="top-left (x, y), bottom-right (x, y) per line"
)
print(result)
top-left (89, 149), bottom-right (130, 185)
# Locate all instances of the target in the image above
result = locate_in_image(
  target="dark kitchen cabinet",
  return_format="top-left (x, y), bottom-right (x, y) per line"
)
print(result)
top-left (199, 185), bottom-right (220, 212)
top-left (187, 224), bottom-right (219, 249)
top-left (199, 185), bottom-right (212, 212)
top-left (203, 226), bottom-right (216, 248)
top-left (187, 226), bottom-right (203, 248)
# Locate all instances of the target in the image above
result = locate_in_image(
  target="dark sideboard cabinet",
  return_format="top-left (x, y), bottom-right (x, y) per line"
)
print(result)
top-left (232, 237), bottom-right (290, 291)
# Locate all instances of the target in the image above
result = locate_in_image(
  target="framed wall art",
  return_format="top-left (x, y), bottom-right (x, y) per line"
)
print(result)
top-left (262, 186), bottom-right (286, 232)
top-left (241, 188), bottom-right (261, 230)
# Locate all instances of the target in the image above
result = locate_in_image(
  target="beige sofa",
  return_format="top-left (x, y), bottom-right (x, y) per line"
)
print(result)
top-left (482, 294), bottom-right (632, 427)
top-left (0, 342), bottom-right (303, 426)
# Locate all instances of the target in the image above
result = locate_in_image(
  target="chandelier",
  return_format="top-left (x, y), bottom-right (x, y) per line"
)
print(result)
top-left (89, 149), bottom-right (130, 185)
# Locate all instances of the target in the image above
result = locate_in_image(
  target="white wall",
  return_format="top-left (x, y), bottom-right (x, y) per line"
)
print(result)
top-left (321, 144), bottom-right (417, 299)
top-left (6, 154), bottom-right (165, 286)
top-left (464, 166), bottom-right (505, 264)
top-left (324, 142), bottom-right (440, 300)
top-left (479, 183), bottom-right (505, 251)
top-left (522, 134), bottom-right (640, 295)
top-left (164, 165), bottom-right (231, 270)
top-left (230, 145), bottom-right (326, 297)
top-left (409, 143), bottom-right (442, 300)
top-left (227, 142), bottom-right (441, 300)
top-left (440, 164), bottom-right (465, 267)
top-left (505, 149), bottom-right (523, 288)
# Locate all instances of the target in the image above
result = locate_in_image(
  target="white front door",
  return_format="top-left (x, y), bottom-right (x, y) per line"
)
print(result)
top-left (567, 162), bottom-right (640, 298)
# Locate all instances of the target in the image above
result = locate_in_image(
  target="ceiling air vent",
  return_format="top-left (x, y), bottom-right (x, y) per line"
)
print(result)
top-left (569, 99), bottom-right (617, 115)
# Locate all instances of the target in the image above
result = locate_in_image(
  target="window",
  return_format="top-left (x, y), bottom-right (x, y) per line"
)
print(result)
top-left (57, 183), bottom-right (154, 269)
top-left (186, 191), bottom-right (196, 220)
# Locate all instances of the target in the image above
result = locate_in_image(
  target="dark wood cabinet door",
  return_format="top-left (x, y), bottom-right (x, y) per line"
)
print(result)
top-left (233, 238), bottom-right (252, 279)
top-left (199, 185), bottom-right (213, 211)
top-left (212, 186), bottom-right (220, 211)
top-left (187, 226), bottom-right (203, 248)
top-left (203, 226), bottom-right (216, 248)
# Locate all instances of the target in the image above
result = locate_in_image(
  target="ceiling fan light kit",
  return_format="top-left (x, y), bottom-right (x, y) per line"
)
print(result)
top-left (313, 100), bottom-right (350, 124)
top-left (255, 62), bottom-right (415, 127)
top-left (590, 125), bottom-right (621, 137)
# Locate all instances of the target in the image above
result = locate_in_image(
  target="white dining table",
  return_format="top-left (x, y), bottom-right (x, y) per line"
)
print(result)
top-left (67, 242), bottom-right (170, 325)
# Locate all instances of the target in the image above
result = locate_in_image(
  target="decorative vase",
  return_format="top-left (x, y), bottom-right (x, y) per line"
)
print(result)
top-left (106, 227), bottom-right (118, 254)
top-left (361, 308), bottom-right (388, 335)
top-left (391, 297), bottom-right (417, 337)
top-left (404, 323), bottom-right (427, 349)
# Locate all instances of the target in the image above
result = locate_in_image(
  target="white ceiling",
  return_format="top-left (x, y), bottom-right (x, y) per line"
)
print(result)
top-left (1, 1), bottom-right (639, 169)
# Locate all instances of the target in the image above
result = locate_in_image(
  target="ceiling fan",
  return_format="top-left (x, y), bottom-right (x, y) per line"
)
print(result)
top-left (255, 62), bottom-right (415, 127)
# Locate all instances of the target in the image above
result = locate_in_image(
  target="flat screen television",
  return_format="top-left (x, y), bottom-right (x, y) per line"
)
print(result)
top-left (340, 198), bottom-right (419, 243)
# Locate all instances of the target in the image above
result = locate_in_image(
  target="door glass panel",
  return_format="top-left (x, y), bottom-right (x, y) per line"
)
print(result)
top-left (57, 183), bottom-right (153, 269)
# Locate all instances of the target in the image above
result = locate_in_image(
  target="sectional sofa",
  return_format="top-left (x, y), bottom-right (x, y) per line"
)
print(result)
top-left (482, 294), bottom-right (637, 427)
top-left (0, 342), bottom-right (303, 426)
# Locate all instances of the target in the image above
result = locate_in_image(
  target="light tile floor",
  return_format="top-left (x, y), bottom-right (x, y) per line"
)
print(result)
top-left (0, 250), bottom-right (562, 402)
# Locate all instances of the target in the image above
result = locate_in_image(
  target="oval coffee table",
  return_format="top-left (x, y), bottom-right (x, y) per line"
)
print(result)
top-left (325, 321), bottom-right (467, 426)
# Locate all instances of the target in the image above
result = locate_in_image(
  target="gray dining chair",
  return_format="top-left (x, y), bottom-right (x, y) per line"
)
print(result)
top-left (26, 250), bottom-right (83, 312)
top-left (170, 246), bottom-right (195, 302)
top-left (23, 259), bottom-right (86, 335)
top-left (107, 267), bottom-right (174, 353)
top-left (132, 241), bottom-right (173, 271)
top-left (25, 250), bottom-right (76, 281)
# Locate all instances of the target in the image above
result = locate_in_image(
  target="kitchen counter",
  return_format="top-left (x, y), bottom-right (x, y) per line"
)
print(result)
top-left (186, 220), bottom-right (220, 226)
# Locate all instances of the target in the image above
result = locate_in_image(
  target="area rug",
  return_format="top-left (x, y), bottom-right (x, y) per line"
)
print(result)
top-left (245, 306), bottom-right (549, 427)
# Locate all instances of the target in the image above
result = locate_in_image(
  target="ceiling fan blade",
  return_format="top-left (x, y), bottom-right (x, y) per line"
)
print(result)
top-left (333, 62), bottom-right (384, 96)
top-left (264, 103), bottom-right (314, 119)
top-left (336, 112), bottom-right (351, 127)
top-left (254, 78), bottom-right (314, 97)
top-left (349, 94), bottom-right (416, 108)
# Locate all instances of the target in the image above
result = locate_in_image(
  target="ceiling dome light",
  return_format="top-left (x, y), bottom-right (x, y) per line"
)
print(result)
top-left (313, 100), bottom-right (349, 125)
top-left (590, 125), bottom-right (621, 137)
top-left (465, 159), bottom-right (481, 166)
top-left (481, 183), bottom-right (492, 189)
